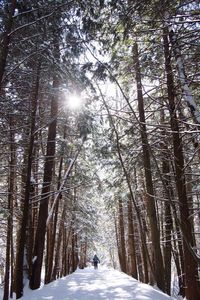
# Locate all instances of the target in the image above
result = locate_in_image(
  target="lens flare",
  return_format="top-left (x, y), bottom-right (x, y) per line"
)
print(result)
top-left (67, 94), bottom-right (82, 109)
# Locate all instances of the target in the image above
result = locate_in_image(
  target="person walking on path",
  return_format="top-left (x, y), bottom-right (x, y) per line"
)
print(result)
top-left (93, 254), bottom-right (100, 269)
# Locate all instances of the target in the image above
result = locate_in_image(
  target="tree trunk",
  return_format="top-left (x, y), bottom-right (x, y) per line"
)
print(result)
top-left (127, 195), bottom-right (138, 279)
top-left (45, 220), bottom-right (54, 284)
top-left (169, 30), bottom-right (200, 125)
top-left (0, 0), bottom-right (17, 90)
top-left (118, 198), bottom-right (127, 273)
top-left (162, 163), bottom-right (173, 294)
top-left (45, 127), bottom-right (66, 283)
top-left (10, 228), bottom-right (14, 298)
top-left (83, 238), bottom-right (87, 268)
top-left (185, 164), bottom-right (196, 247)
top-left (79, 239), bottom-right (87, 269)
top-left (74, 232), bottom-right (79, 270)
top-left (52, 211), bottom-right (65, 280)
top-left (62, 226), bottom-right (68, 276)
top-left (132, 42), bottom-right (165, 291)
top-left (163, 27), bottom-right (200, 300)
top-left (3, 115), bottom-right (15, 300)
top-left (71, 228), bottom-right (77, 273)
top-left (52, 202), bottom-right (71, 279)
top-left (160, 108), bottom-right (173, 294)
top-left (172, 229), bottom-right (185, 297)
top-left (29, 75), bottom-right (59, 289)
top-left (15, 63), bottom-right (40, 299)
top-left (135, 242), bottom-right (143, 282)
top-left (29, 131), bottom-right (40, 270)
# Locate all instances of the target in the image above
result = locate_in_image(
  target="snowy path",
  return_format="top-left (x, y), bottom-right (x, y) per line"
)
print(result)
top-left (19, 267), bottom-right (174, 300)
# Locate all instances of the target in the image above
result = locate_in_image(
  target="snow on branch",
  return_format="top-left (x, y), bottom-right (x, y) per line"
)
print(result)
top-left (46, 141), bottom-right (84, 227)
top-left (169, 29), bottom-right (200, 124)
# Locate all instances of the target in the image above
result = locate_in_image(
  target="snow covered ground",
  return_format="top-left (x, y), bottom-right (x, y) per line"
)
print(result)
top-left (2, 266), bottom-right (177, 300)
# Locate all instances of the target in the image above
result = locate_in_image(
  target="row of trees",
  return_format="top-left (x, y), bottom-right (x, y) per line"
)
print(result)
top-left (89, 1), bottom-right (200, 300)
top-left (0, 1), bottom-right (101, 299)
top-left (0, 1), bottom-right (200, 300)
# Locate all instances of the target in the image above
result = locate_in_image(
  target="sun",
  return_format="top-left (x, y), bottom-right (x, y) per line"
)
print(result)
top-left (67, 93), bottom-right (82, 109)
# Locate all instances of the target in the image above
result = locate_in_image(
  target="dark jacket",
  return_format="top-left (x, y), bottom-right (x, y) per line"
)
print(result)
top-left (93, 255), bottom-right (100, 263)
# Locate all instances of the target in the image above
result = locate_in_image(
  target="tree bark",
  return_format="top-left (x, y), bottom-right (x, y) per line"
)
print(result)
top-left (0, 0), bottom-right (17, 90)
top-left (160, 108), bottom-right (173, 294)
top-left (3, 115), bottom-right (15, 300)
top-left (29, 75), bottom-right (59, 289)
top-left (62, 226), bottom-right (68, 276)
top-left (45, 126), bottom-right (66, 283)
top-left (163, 27), bottom-right (200, 300)
top-left (169, 29), bottom-right (200, 125)
top-left (15, 63), bottom-right (40, 299)
top-left (118, 197), bottom-right (127, 273)
top-left (127, 195), bottom-right (138, 279)
top-left (71, 230), bottom-right (78, 272)
top-left (52, 205), bottom-right (70, 280)
top-left (133, 42), bottom-right (165, 291)
top-left (162, 161), bottom-right (173, 294)
top-left (172, 228), bottom-right (185, 297)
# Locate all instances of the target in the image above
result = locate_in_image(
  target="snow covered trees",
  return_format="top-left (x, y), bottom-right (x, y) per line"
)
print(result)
top-left (0, 1), bottom-right (100, 298)
top-left (91, 1), bottom-right (200, 299)
top-left (0, 1), bottom-right (200, 300)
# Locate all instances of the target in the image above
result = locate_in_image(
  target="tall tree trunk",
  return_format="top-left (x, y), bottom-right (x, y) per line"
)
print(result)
top-left (45, 218), bottom-right (54, 284)
top-left (160, 108), bottom-right (173, 294)
top-left (72, 232), bottom-right (78, 272)
top-left (162, 160), bottom-right (173, 294)
top-left (52, 218), bottom-right (63, 280)
top-left (52, 205), bottom-right (70, 280)
top-left (0, 0), bottom-right (17, 90)
top-left (15, 63), bottom-right (40, 299)
top-left (138, 193), bottom-right (149, 284)
top-left (169, 30), bottom-right (200, 125)
top-left (118, 198), bottom-right (127, 273)
top-left (185, 164), bottom-right (196, 247)
top-left (172, 228), bottom-right (185, 297)
top-left (79, 238), bottom-right (87, 269)
top-left (71, 224), bottom-right (78, 273)
top-left (163, 27), bottom-right (200, 300)
top-left (61, 227), bottom-right (66, 276)
top-left (132, 42), bottom-right (165, 291)
top-left (10, 227), bottom-right (14, 298)
top-left (45, 127), bottom-right (66, 283)
top-left (29, 76), bottom-right (59, 290)
top-left (3, 115), bottom-right (15, 300)
top-left (29, 131), bottom-right (40, 271)
top-left (83, 238), bottom-right (87, 268)
top-left (135, 234), bottom-right (144, 282)
top-left (127, 195), bottom-right (137, 279)
top-left (114, 213), bottom-right (121, 269)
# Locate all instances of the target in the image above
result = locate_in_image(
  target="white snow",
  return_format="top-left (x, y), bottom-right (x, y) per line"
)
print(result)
top-left (32, 256), bottom-right (37, 264)
top-left (14, 266), bottom-right (175, 300)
